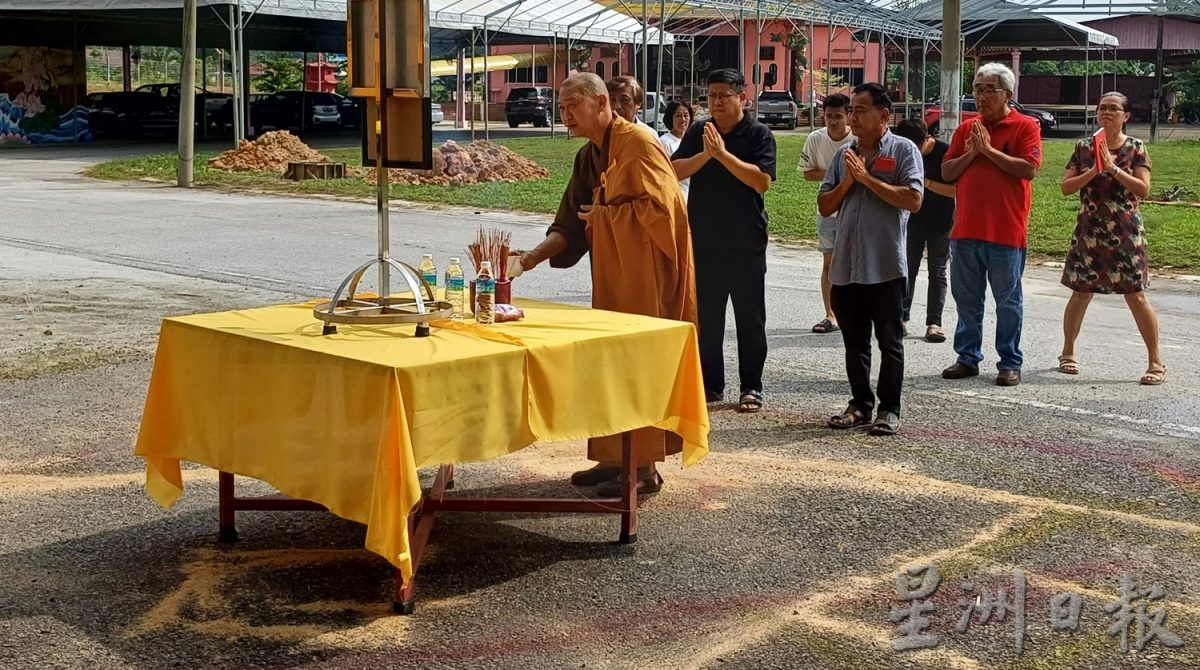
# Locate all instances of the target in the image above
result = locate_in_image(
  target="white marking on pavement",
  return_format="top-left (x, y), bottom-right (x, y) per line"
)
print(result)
top-left (916, 388), bottom-right (1200, 438)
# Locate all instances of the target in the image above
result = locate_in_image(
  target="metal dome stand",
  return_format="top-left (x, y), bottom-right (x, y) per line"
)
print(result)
top-left (313, 135), bottom-right (451, 337)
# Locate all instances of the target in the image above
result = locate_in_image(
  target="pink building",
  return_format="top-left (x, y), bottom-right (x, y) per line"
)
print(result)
top-left (477, 22), bottom-right (882, 106)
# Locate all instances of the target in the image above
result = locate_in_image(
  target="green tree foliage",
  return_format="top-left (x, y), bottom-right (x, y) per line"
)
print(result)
top-left (256, 54), bottom-right (303, 92)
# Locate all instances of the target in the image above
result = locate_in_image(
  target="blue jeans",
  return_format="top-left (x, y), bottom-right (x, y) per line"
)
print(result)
top-left (950, 240), bottom-right (1026, 371)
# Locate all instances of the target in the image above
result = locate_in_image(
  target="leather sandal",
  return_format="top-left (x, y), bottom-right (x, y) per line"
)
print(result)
top-left (596, 469), bottom-right (664, 497)
top-left (828, 406), bottom-right (869, 429)
top-left (1058, 355), bottom-right (1079, 375)
top-left (925, 325), bottom-right (946, 343)
top-left (738, 390), bottom-right (764, 413)
top-left (569, 463), bottom-right (621, 486)
top-left (1140, 364), bottom-right (1166, 386)
top-left (869, 411), bottom-right (901, 436)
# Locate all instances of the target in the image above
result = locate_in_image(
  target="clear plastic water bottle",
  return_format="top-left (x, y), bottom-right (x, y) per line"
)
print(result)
top-left (445, 257), bottom-right (465, 318)
top-left (419, 254), bottom-right (437, 291)
top-left (475, 260), bottom-right (495, 324)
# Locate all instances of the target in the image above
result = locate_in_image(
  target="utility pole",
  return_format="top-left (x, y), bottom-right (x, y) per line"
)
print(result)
top-left (177, 0), bottom-right (197, 187)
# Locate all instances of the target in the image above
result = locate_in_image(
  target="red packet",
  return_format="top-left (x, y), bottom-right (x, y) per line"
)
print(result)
top-left (875, 156), bottom-right (897, 173)
top-left (1092, 128), bottom-right (1105, 169)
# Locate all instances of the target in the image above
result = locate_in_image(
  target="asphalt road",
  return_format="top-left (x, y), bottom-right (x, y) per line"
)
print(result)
top-left (2, 145), bottom-right (1199, 670)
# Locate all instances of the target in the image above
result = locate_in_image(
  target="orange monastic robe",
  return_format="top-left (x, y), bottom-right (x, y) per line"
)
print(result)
top-left (576, 116), bottom-right (699, 464)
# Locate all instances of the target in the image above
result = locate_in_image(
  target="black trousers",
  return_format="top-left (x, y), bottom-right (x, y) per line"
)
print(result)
top-left (903, 223), bottom-right (951, 326)
top-left (694, 245), bottom-right (767, 396)
top-left (830, 278), bottom-right (906, 417)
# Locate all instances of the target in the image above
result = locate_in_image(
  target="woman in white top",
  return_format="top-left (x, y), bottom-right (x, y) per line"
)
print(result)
top-left (658, 100), bottom-right (693, 201)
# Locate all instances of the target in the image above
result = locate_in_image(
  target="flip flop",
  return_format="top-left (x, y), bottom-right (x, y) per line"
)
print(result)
top-left (812, 318), bottom-right (840, 334)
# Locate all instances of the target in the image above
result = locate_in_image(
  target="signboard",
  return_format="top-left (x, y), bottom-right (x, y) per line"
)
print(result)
top-left (347, 0), bottom-right (433, 169)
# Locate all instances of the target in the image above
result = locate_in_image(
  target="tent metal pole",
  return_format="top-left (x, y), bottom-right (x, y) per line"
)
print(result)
top-left (483, 19), bottom-right (489, 141)
top-left (552, 32), bottom-right (558, 139)
top-left (641, 0), bottom-right (648, 85)
top-left (1084, 41), bottom-right (1090, 132)
top-left (1151, 14), bottom-right (1163, 142)
top-left (808, 17), bottom-right (815, 130)
top-left (656, 0), bottom-right (666, 129)
top-left (470, 28), bottom-right (477, 141)
top-left (753, 0), bottom-right (761, 121)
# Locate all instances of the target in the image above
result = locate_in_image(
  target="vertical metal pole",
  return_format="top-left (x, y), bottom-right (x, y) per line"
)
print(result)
top-left (470, 29), bottom-right (477, 140)
top-left (826, 24), bottom-right (833, 98)
top-left (552, 32), bottom-right (558, 138)
top-left (483, 21), bottom-right (490, 141)
top-left (921, 39), bottom-right (928, 111)
top-left (1084, 42), bottom-right (1091, 132)
top-left (738, 8), bottom-right (745, 76)
top-left (641, 0), bottom-right (649, 86)
top-left (201, 47), bottom-right (209, 139)
top-left (301, 50), bottom-right (308, 136)
top-left (940, 0), bottom-right (962, 141)
top-left (375, 0), bottom-right (390, 299)
top-left (753, 0), bottom-right (761, 121)
top-left (456, 47), bottom-right (466, 129)
top-left (655, 0), bottom-right (666, 130)
top-left (904, 38), bottom-right (910, 118)
top-left (808, 18), bottom-right (815, 130)
top-left (689, 38), bottom-right (695, 105)
top-left (177, 0), bottom-right (197, 188)
top-left (1151, 14), bottom-right (1164, 142)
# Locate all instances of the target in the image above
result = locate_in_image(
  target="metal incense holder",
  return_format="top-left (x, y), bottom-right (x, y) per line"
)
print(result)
top-left (313, 258), bottom-right (452, 337)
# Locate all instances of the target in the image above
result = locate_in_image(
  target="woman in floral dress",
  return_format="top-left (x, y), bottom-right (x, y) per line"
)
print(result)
top-left (1058, 92), bottom-right (1165, 385)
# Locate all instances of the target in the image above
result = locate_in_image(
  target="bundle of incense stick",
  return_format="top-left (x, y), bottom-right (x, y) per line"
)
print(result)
top-left (464, 227), bottom-right (512, 281)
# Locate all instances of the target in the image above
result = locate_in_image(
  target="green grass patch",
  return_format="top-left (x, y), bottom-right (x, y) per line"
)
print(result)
top-left (87, 136), bottom-right (1200, 269)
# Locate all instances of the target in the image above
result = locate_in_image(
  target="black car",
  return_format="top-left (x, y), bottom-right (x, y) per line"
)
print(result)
top-left (505, 87), bottom-right (557, 128)
top-left (85, 85), bottom-right (231, 139)
top-left (1010, 100), bottom-right (1057, 135)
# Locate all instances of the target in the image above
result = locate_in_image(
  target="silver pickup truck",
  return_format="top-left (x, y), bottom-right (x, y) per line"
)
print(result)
top-left (756, 91), bottom-right (797, 130)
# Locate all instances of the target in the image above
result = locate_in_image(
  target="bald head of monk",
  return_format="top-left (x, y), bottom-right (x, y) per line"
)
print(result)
top-left (559, 73), bottom-right (613, 146)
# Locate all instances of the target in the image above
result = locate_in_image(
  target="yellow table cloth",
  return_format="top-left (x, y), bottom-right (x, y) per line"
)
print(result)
top-left (134, 299), bottom-right (709, 580)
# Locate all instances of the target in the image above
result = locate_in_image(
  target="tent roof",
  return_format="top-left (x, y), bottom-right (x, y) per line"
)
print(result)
top-left (0, 0), bottom-right (671, 45)
top-left (904, 0), bottom-right (1119, 46)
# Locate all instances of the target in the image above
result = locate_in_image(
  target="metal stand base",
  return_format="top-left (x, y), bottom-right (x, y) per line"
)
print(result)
top-left (216, 434), bottom-right (639, 614)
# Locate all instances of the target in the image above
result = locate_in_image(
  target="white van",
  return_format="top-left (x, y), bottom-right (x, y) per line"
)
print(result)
top-left (638, 92), bottom-right (669, 132)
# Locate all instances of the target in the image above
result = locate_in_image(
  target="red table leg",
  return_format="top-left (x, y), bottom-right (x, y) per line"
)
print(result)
top-left (218, 471), bottom-right (237, 542)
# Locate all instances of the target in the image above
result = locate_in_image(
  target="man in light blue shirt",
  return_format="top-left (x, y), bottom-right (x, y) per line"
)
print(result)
top-left (818, 82), bottom-right (924, 436)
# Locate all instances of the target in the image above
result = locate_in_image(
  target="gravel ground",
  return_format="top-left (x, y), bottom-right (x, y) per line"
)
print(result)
top-left (1, 147), bottom-right (1198, 670)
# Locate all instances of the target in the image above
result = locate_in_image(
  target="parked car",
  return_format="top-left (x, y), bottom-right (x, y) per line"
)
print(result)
top-left (637, 92), bottom-right (670, 132)
top-left (336, 93), bottom-right (360, 129)
top-left (756, 91), bottom-right (798, 129)
top-left (85, 84), bottom-right (231, 138)
top-left (430, 101), bottom-right (444, 125)
top-left (250, 91), bottom-right (342, 134)
top-left (505, 87), bottom-right (557, 127)
top-left (924, 97), bottom-right (1057, 136)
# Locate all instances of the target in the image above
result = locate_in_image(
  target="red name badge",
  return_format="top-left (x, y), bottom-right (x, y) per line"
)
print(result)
top-left (875, 156), bottom-right (897, 173)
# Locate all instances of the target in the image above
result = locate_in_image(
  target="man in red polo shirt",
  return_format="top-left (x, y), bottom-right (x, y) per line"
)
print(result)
top-left (941, 63), bottom-right (1042, 387)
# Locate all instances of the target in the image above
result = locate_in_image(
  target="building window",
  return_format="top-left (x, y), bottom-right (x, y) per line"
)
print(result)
top-left (536, 65), bottom-right (548, 83)
top-left (759, 46), bottom-right (776, 61)
top-left (830, 67), bottom-right (865, 86)
top-left (505, 66), bottom-right (533, 83)
top-left (595, 61), bottom-right (606, 79)
top-left (611, 61), bottom-right (619, 77)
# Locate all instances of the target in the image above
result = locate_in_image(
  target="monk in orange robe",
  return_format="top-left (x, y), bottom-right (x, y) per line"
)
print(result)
top-left (517, 72), bottom-right (698, 496)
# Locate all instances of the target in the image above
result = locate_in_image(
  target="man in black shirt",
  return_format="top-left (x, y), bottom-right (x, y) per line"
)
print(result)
top-left (894, 118), bottom-right (956, 343)
top-left (672, 68), bottom-right (777, 413)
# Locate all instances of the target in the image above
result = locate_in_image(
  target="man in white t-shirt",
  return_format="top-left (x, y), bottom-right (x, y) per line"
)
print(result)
top-left (798, 93), bottom-right (855, 334)
top-left (607, 75), bottom-right (659, 140)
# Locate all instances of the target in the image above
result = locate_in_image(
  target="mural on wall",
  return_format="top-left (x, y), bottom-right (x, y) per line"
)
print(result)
top-left (0, 46), bottom-right (91, 145)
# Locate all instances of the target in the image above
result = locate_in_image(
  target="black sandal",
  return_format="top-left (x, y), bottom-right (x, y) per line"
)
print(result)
top-left (869, 411), bottom-right (900, 436)
top-left (738, 390), bottom-right (764, 413)
top-left (812, 318), bottom-right (840, 334)
top-left (828, 406), bottom-right (869, 429)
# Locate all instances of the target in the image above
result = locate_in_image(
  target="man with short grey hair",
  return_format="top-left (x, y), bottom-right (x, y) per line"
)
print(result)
top-left (941, 62), bottom-right (1042, 387)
